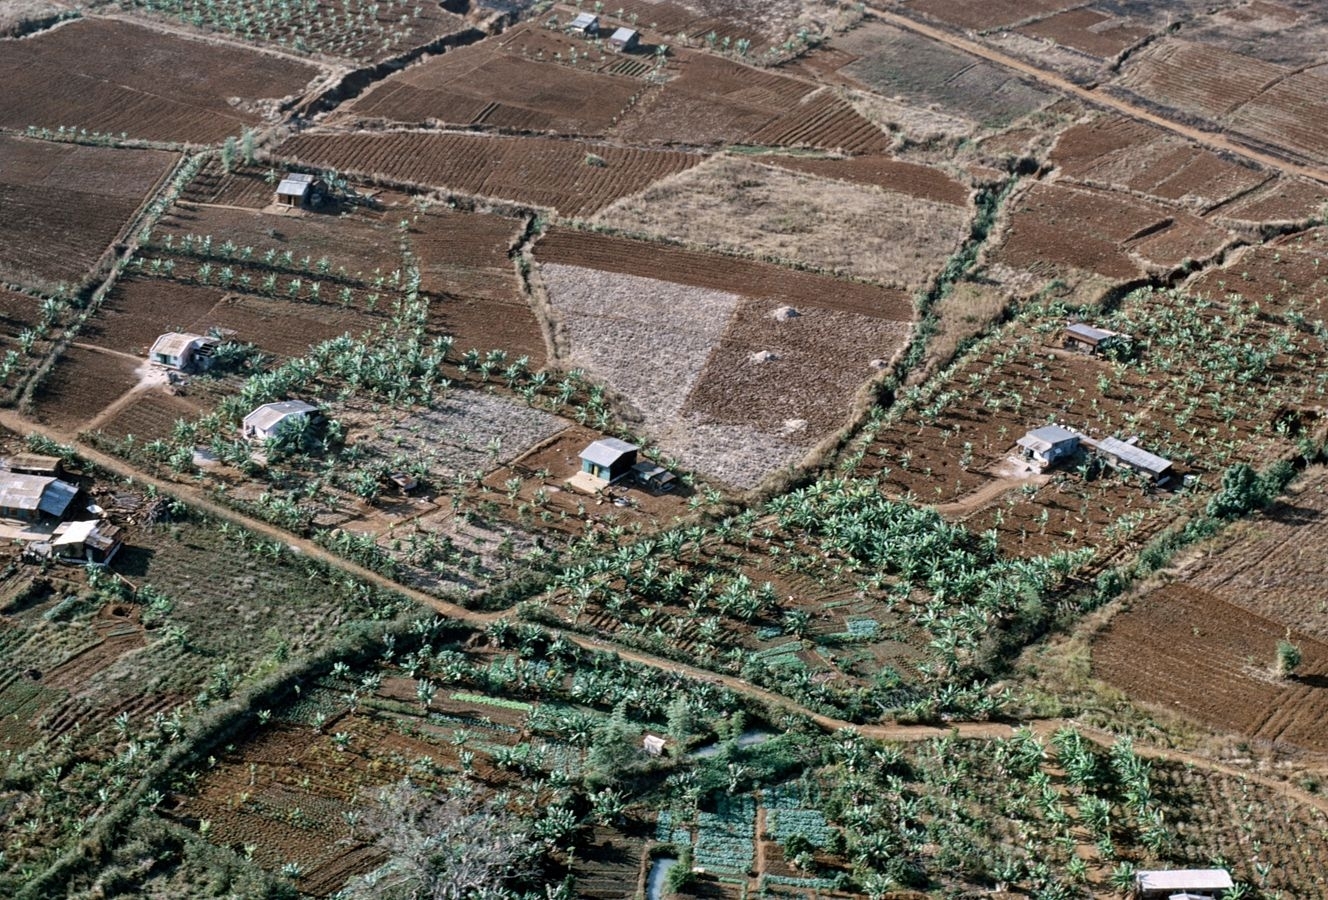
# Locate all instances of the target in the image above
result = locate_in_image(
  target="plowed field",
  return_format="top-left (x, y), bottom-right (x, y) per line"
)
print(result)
top-left (1116, 39), bottom-right (1280, 121)
top-left (1209, 176), bottom-right (1328, 224)
top-left (0, 135), bottom-right (176, 288)
top-left (905, 0), bottom-right (1078, 31)
top-left (762, 154), bottom-right (969, 206)
top-left (343, 25), bottom-right (650, 136)
top-left (1187, 226), bottom-right (1328, 317)
top-left (534, 228), bottom-right (913, 320)
top-left (277, 131), bottom-right (702, 216)
top-left (1092, 584), bottom-right (1328, 752)
top-left (32, 345), bottom-right (141, 430)
top-left (1050, 116), bottom-right (1269, 209)
top-left (1015, 8), bottom-right (1148, 59)
top-left (0, 19), bottom-right (321, 143)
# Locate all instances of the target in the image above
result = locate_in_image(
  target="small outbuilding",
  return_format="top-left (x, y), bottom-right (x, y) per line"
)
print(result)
top-left (567, 11), bottom-right (599, 35)
top-left (1064, 322), bottom-right (1131, 356)
top-left (50, 520), bottom-right (123, 565)
top-left (1016, 424), bottom-right (1081, 469)
top-left (643, 734), bottom-right (666, 757)
top-left (1084, 435), bottom-right (1173, 484)
top-left (1, 453), bottom-right (63, 477)
top-left (275, 172), bottom-right (322, 208)
top-left (148, 332), bottom-right (217, 371)
top-left (0, 472), bottom-right (79, 522)
top-left (243, 400), bottom-right (319, 442)
top-left (632, 460), bottom-right (676, 492)
top-left (609, 27), bottom-right (640, 51)
top-left (1134, 868), bottom-right (1233, 899)
top-left (580, 438), bottom-right (639, 485)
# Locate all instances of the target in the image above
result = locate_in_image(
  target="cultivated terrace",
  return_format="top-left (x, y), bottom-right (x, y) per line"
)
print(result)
top-left (4, 0), bottom-right (1328, 898)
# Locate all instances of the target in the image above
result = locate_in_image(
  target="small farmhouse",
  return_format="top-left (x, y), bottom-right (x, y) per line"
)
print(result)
top-left (1016, 424), bottom-right (1081, 469)
top-left (1, 453), bottom-right (62, 476)
top-left (243, 400), bottom-right (318, 442)
top-left (275, 172), bottom-right (321, 208)
top-left (148, 332), bottom-right (216, 371)
top-left (0, 472), bottom-right (79, 522)
top-left (1083, 435), bottom-right (1173, 484)
top-left (1134, 868), bottom-right (1233, 899)
top-left (50, 520), bottom-right (123, 565)
top-left (567, 11), bottom-right (599, 35)
top-left (580, 438), bottom-right (638, 485)
top-left (609, 27), bottom-right (640, 51)
top-left (1064, 322), bottom-right (1131, 356)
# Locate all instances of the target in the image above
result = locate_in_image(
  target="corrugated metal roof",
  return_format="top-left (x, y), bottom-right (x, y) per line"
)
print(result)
top-left (277, 174), bottom-right (315, 196)
top-left (52, 519), bottom-right (97, 546)
top-left (1065, 322), bottom-right (1118, 343)
top-left (611, 27), bottom-right (637, 41)
top-left (1017, 425), bottom-right (1080, 455)
top-left (580, 438), bottom-right (638, 467)
top-left (570, 12), bottom-right (598, 28)
top-left (1136, 870), bottom-right (1232, 892)
top-left (243, 400), bottom-right (318, 434)
top-left (150, 332), bottom-right (207, 359)
top-left (0, 473), bottom-right (77, 517)
top-left (1090, 435), bottom-right (1172, 475)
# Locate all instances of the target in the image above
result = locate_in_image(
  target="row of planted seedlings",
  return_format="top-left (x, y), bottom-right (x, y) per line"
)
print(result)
top-left (166, 610), bottom-right (755, 894)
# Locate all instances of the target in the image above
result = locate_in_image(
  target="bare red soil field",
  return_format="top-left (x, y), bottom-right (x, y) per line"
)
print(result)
top-left (278, 131), bottom-right (702, 217)
top-left (0, 288), bottom-right (42, 338)
top-left (1092, 584), bottom-right (1328, 752)
top-left (411, 206), bottom-right (525, 303)
top-left (32, 345), bottom-right (141, 430)
top-left (995, 182), bottom-right (1233, 279)
top-left (905, 0), bottom-right (1079, 31)
top-left (193, 294), bottom-right (381, 358)
top-left (81, 277), bottom-right (227, 356)
top-left (427, 294), bottom-right (547, 366)
top-left (1049, 116), bottom-right (1270, 209)
top-left (1014, 8), bottom-right (1148, 58)
top-left (0, 135), bottom-right (176, 288)
top-left (1209, 176), bottom-right (1328, 224)
top-left (1115, 40), bottom-right (1280, 122)
top-left (535, 228), bottom-right (914, 320)
top-left (343, 25), bottom-right (650, 136)
top-left (97, 390), bottom-right (211, 442)
top-left (0, 19), bottom-right (321, 143)
top-left (746, 88), bottom-right (895, 155)
top-left (762, 154), bottom-right (969, 206)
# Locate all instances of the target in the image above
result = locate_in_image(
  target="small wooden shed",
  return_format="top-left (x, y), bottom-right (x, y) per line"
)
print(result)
top-left (580, 438), bottom-right (638, 484)
top-left (568, 12), bottom-right (599, 35)
top-left (275, 172), bottom-right (322, 208)
top-left (1064, 322), bottom-right (1130, 355)
top-left (609, 27), bottom-right (640, 51)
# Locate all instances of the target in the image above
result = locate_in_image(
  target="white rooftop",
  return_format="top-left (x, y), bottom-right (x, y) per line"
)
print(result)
top-left (244, 400), bottom-right (318, 433)
top-left (276, 173), bottom-right (316, 196)
top-left (611, 26), bottom-right (638, 41)
top-left (569, 12), bottom-right (598, 29)
top-left (1136, 870), bottom-right (1233, 893)
top-left (150, 332), bottom-right (209, 358)
top-left (580, 438), bottom-right (638, 467)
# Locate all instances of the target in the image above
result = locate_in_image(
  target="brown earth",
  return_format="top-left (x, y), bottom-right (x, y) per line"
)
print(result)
top-left (32, 345), bottom-right (142, 430)
top-left (0, 18), bottom-right (322, 143)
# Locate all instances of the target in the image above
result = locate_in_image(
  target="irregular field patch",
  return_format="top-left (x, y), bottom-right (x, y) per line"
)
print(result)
top-left (904, 0), bottom-right (1079, 31)
top-left (32, 345), bottom-right (141, 430)
top-left (278, 130), bottom-right (703, 217)
top-left (0, 18), bottom-right (322, 142)
top-left (1092, 584), bottom-right (1328, 752)
top-left (593, 154), bottom-right (970, 288)
top-left (1014, 8), bottom-right (1149, 59)
top-left (0, 136), bottom-right (176, 288)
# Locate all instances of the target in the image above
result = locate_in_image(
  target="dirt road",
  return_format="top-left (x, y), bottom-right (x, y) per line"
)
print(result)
top-left (867, 5), bottom-right (1328, 187)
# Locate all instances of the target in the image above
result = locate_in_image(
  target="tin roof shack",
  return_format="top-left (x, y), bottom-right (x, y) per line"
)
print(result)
top-left (275, 172), bottom-right (323, 208)
top-left (567, 12), bottom-right (599, 35)
top-left (580, 438), bottom-right (638, 484)
top-left (242, 400), bottom-right (319, 443)
top-left (51, 520), bottom-right (122, 565)
top-left (148, 332), bottom-right (218, 371)
top-left (1016, 424), bottom-right (1081, 469)
top-left (1083, 435), bottom-right (1174, 484)
top-left (1064, 323), bottom-right (1131, 356)
top-left (609, 27), bottom-right (640, 51)
top-left (632, 460), bottom-right (676, 492)
top-left (1134, 869), bottom-right (1233, 899)
top-left (1, 454), bottom-right (62, 476)
top-left (0, 472), bottom-right (79, 523)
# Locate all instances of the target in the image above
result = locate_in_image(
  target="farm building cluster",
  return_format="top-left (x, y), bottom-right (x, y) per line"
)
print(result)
top-left (0, 454), bottom-right (121, 564)
top-left (1016, 423), bottom-right (1174, 484)
top-left (569, 437), bottom-right (676, 495)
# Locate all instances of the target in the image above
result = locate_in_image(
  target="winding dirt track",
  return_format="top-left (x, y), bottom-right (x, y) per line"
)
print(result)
top-left (866, 5), bottom-right (1328, 187)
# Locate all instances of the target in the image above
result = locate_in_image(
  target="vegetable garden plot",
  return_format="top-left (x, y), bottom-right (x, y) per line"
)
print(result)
top-left (0, 19), bottom-right (321, 143)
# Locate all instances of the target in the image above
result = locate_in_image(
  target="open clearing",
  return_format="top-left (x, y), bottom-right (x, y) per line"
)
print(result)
top-left (593, 154), bottom-right (971, 288)
top-left (0, 135), bottom-right (176, 289)
top-left (0, 18), bottom-right (322, 143)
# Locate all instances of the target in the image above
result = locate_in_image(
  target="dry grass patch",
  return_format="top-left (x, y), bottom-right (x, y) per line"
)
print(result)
top-left (540, 262), bottom-right (740, 428)
top-left (594, 154), bottom-right (970, 288)
top-left (919, 280), bottom-right (1012, 379)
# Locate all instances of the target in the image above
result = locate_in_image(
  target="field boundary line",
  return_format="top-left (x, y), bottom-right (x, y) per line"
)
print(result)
top-left (864, 5), bottom-right (1328, 187)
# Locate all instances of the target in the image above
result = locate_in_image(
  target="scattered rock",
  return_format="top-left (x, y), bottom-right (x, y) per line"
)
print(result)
top-left (771, 305), bottom-right (800, 320)
top-left (869, 358), bottom-right (890, 370)
top-left (750, 350), bottom-right (780, 364)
